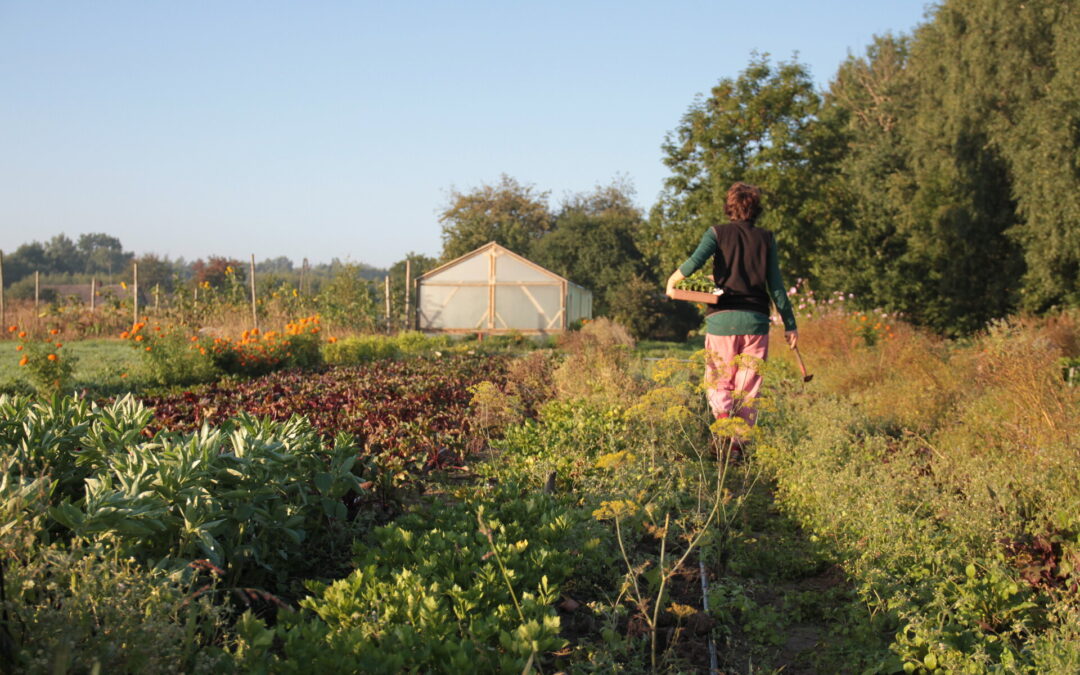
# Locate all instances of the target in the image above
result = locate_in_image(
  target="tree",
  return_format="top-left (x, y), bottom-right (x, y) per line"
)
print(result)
top-left (532, 179), bottom-right (648, 316)
top-left (77, 233), bottom-right (129, 275)
top-left (439, 175), bottom-right (552, 260)
top-left (44, 234), bottom-right (83, 275)
top-left (652, 55), bottom-right (845, 282)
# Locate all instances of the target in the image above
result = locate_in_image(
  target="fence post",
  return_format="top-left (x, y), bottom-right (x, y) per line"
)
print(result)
top-left (384, 275), bottom-right (391, 334)
top-left (34, 270), bottom-right (40, 328)
top-left (154, 283), bottom-right (160, 312)
top-left (301, 257), bottom-right (309, 296)
top-left (90, 277), bottom-right (96, 312)
top-left (0, 250), bottom-right (4, 329)
top-left (404, 259), bottom-right (411, 332)
top-left (133, 263), bottom-right (139, 326)
top-left (250, 254), bottom-right (258, 331)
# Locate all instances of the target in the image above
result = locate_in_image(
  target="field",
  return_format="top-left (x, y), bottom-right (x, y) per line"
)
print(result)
top-left (2, 309), bottom-right (1080, 674)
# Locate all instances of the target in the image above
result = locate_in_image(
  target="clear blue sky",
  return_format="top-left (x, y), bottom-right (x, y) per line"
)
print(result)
top-left (1, 1), bottom-right (932, 269)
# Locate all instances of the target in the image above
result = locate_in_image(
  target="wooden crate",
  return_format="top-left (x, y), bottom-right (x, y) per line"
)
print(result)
top-left (669, 288), bottom-right (721, 305)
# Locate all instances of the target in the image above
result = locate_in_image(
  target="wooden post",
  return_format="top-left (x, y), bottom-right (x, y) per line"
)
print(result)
top-left (34, 271), bottom-right (40, 328)
top-left (301, 257), bottom-right (309, 295)
top-left (0, 250), bottom-right (5, 329)
top-left (384, 275), bottom-right (391, 334)
top-left (250, 254), bottom-right (258, 331)
top-left (404, 259), bottom-right (411, 332)
top-left (133, 263), bottom-right (139, 325)
top-left (90, 277), bottom-right (96, 312)
top-left (154, 284), bottom-right (160, 312)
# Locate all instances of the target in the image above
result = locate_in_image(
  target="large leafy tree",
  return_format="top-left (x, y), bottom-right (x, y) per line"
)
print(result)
top-left (438, 174), bottom-right (552, 261)
top-left (532, 180), bottom-right (647, 316)
top-left (651, 55), bottom-right (845, 282)
top-left (821, 0), bottom-right (1078, 334)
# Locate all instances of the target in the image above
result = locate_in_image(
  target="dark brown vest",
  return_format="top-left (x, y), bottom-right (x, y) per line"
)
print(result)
top-left (707, 220), bottom-right (773, 317)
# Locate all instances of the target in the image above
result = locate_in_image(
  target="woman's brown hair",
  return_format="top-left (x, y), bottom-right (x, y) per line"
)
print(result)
top-left (724, 182), bottom-right (762, 222)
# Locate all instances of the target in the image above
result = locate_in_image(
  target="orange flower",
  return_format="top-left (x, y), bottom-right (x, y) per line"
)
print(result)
top-left (55, 343), bottom-right (62, 348)
top-left (145, 346), bottom-right (152, 352)
top-left (49, 328), bottom-right (60, 335)
top-left (15, 345), bottom-right (23, 351)
top-left (17, 331), bottom-right (26, 338)
top-left (18, 356), bottom-right (28, 366)
top-left (120, 331), bottom-right (130, 339)
top-left (120, 373), bottom-right (128, 378)
top-left (47, 354), bottom-right (58, 361)
top-left (135, 335), bottom-right (144, 342)
top-left (327, 336), bottom-right (338, 343)
top-left (190, 336), bottom-right (199, 342)
top-left (7, 326), bottom-right (16, 333)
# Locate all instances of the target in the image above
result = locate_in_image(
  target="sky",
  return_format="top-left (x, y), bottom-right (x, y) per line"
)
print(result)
top-left (0, 1), bottom-right (932, 269)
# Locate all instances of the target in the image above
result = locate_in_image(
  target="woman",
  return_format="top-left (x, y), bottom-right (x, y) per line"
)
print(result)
top-left (665, 182), bottom-right (798, 446)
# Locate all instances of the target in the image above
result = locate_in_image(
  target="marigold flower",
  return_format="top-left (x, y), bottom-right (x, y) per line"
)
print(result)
top-left (190, 336), bottom-right (199, 342)
top-left (55, 343), bottom-right (62, 348)
top-left (19, 356), bottom-right (28, 366)
top-left (16, 345), bottom-right (23, 351)
top-left (146, 346), bottom-right (152, 352)
top-left (135, 335), bottom-right (144, 342)
top-left (7, 326), bottom-right (16, 332)
top-left (121, 331), bottom-right (130, 339)
top-left (17, 331), bottom-right (26, 338)
top-left (47, 354), bottom-right (58, 361)
top-left (49, 328), bottom-right (60, 335)
top-left (120, 373), bottom-right (128, 378)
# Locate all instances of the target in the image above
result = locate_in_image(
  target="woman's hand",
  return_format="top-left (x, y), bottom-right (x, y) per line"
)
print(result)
top-left (785, 330), bottom-right (798, 349)
top-left (665, 270), bottom-right (685, 298)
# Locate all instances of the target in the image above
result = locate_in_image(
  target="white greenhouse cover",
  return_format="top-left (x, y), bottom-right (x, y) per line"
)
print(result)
top-left (417, 242), bottom-right (591, 333)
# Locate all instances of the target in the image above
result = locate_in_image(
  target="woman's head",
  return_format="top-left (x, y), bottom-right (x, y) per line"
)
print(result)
top-left (724, 182), bottom-right (762, 222)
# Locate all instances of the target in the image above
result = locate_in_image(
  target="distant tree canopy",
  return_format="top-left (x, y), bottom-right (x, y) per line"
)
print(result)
top-left (438, 174), bottom-right (553, 261)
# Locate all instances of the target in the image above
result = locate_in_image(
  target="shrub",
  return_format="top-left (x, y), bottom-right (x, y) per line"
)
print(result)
top-left (554, 318), bottom-right (641, 406)
top-left (0, 456), bottom-right (229, 674)
top-left (9, 326), bottom-right (78, 395)
top-left (323, 334), bottom-right (400, 364)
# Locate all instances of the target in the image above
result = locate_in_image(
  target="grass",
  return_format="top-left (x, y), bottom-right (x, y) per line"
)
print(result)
top-left (0, 339), bottom-right (142, 394)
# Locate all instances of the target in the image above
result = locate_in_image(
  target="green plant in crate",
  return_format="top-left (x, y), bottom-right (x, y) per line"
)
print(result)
top-left (675, 269), bottom-right (717, 293)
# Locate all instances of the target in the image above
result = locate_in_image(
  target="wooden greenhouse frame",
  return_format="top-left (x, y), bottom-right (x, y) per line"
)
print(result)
top-left (415, 242), bottom-right (592, 334)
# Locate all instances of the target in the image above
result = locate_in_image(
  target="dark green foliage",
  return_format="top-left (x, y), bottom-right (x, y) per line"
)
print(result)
top-left (532, 180), bottom-right (648, 317)
top-left (438, 174), bottom-right (553, 261)
top-left (652, 55), bottom-right (844, 284)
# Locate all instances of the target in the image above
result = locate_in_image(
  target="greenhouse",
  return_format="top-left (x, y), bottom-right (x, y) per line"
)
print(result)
top-left (416, 242), bottom-right (592, 334)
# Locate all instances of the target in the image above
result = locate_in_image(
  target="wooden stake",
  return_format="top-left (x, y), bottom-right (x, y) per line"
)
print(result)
top-left (0, 250), bottom-right (5, 329)
top-left (133, 263), bottom-right (139, 326)
top-left (301, 257), bottom-right (309, 295)
top-left (404, 259), bottom-right (411, 332)
top-left (90, 277), bottom-right (96, 312)
top-left (35, 271), bottom-right (40, 327)
top-left (250, 254), bottom-right (258, 331)
top-left (384, 275), bottom-right (391, 334)
top-left (154, 284), bottom-right (160, 312)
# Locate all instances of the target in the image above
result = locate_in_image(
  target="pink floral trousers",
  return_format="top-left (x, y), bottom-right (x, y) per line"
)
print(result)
top-left (704, 333), bottom-right (769, 426)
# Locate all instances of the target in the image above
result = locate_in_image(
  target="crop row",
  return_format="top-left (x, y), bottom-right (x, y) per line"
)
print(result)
top-left (142, 354), bottom-right (506, 469)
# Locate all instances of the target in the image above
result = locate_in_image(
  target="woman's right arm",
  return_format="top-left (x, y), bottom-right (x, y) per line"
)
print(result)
top-left (667, 230), bottom-right (716, 296)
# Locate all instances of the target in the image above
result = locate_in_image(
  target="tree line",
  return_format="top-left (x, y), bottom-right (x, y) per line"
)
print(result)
top-left (439, 0), bottom-right (1079, 337)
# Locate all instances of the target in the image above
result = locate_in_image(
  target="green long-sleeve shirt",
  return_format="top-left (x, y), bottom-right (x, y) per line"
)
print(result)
top-left (679, 228), bottom-right (798, 336)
